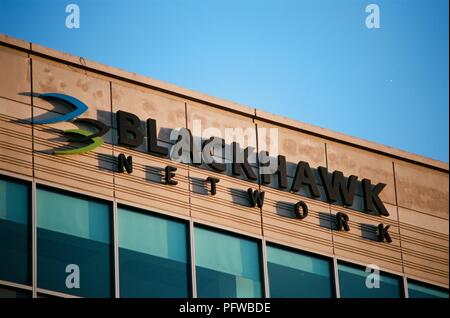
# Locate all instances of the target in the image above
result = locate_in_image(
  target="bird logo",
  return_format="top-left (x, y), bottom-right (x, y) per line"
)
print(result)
top-left (33, 93), bottom-right (109, 155)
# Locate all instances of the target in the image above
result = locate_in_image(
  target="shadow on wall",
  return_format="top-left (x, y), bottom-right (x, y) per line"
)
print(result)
top-left (16, 92), bottom-right (69, 123)
top-left (144, 165), bottom-right (165, 183)
top-left (191, 177), bottom-right (209, 195)
top-left (360, 223), bottom-right (381, 241)
top-left (274, 204), bottom-right (335, 230)
top-left (229, 188), bottom-right (255, 207)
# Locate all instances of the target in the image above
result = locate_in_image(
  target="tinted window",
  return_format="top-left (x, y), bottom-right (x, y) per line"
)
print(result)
top-left (267, 244), bottom-right (334, 297)
top-left (0, 285), bottom-right (30, 298)
top-left (408, 280), bottom-right (448, 298)
top-left (195, 226), bottom-right (263, 298)
top-left (338, 262), bottom-right (403, 298)
top-left (37, 187), bottom-right (112, 297)
top-left (118, 207), bottom-right (190, 297)
top-left (0, 176), bottom-right (30, 285)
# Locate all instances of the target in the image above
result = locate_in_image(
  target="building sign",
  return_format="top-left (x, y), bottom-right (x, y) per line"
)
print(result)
top-left (31, 92), bottom-right (392, 244)
top-left (33, 93), bottom-right (108, 154)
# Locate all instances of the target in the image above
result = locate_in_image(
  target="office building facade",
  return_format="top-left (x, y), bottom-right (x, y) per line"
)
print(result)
top-left (0, 34), bottom-right (448, 298)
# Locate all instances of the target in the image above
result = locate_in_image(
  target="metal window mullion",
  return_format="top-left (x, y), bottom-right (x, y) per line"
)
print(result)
top-left (31, 179), bottom-right (37, 298)
top-left (189, 220), bottom-right (197, 298)
top-left (113, 199), bottom-right (120, 298)
top-left (0, 279), bottom-right (33, 291)
top-left (403, 275), bottom-right (409, 298)
top-left (333, 257), bottom-right (340, 298)
top-left (261, 239), bottom-right (270, 298)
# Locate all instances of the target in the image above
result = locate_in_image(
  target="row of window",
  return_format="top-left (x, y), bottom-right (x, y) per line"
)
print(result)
top-left (0, 175), bottom-right (448, 298)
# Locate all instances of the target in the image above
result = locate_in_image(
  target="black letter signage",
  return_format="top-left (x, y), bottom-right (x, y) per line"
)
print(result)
top-left (232, 143), bottom-right (257, 181)
top-left (291, 161), bottom-right (320, 197)
top-left (247, 188), bottom-right (265, 208)
top-left (378, 223), bottom-right (392, 243)
top-left (362, 179), bottom-right (389, 216)
top-left (147, 118), bottom-right (168, 156)
top-left (294, 201), bottom-right (308, 219)
top-left (207, 177), bottom-right (220, 195)
top-left (336, 212), bottom-right (350, 231)
top-left (165, 166), bottom-right (178, 185)
top-left (318, 167), bottom-right (357, 206)
top-left (117, 111), bottom-right (143, 147)
top-left (118, 153), bottom-right (133, 174)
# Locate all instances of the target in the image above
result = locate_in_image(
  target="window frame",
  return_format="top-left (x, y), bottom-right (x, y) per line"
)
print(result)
top-left (35, 183), bottom-right (115, 298)
top-left (337, 259), bottom-right (405, 298)
top-left (0, 174), bottom-right (32, 287)
top-left (193, 223), bottom-right (266, 298)
top-left (265, 241), bottom-right (336, 298)
top-left (116, 203), bottom-right (192, 298)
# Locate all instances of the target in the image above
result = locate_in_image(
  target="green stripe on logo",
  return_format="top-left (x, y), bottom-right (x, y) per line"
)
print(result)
top-left (54, 129), bottom-right (104, 155)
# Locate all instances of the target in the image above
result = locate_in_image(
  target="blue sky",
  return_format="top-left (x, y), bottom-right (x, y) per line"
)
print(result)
top-left (0, 0), bottom-right (448, 162)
